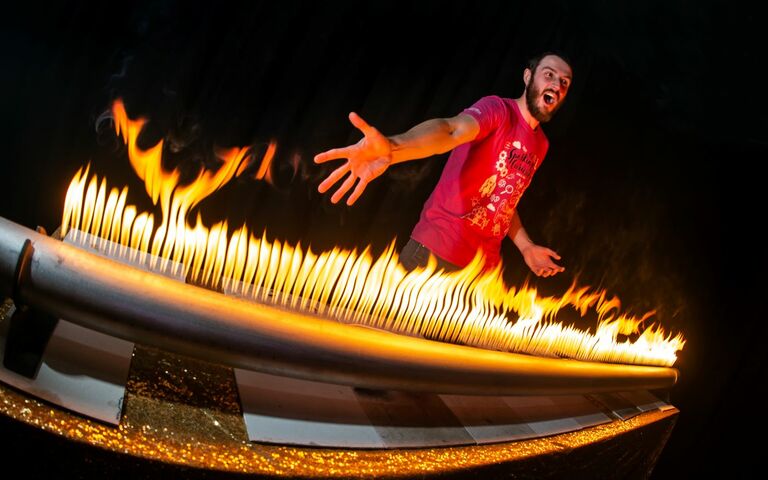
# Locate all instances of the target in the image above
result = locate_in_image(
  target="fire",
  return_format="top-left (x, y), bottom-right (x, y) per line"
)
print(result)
top-left (61, 100), bottom-right (685, 367)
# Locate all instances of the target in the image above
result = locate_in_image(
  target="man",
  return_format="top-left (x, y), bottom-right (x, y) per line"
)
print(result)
top-left (314, 53), bottom-right (572, 277)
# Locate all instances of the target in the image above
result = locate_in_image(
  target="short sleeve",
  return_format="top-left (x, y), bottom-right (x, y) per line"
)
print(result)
top-left (462, 96), bottom-right (508, 141)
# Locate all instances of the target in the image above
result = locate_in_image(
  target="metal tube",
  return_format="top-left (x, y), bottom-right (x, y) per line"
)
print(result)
top-left (0, 216), bottom-right (678, 395)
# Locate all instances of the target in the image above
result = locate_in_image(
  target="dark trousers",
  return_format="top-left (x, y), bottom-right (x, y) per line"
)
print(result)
top-left (399, 238), bottom-right (460, 272)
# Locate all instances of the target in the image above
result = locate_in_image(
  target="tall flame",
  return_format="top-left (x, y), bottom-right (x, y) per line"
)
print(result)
top-left (61, 100), bottom-right (685, 367)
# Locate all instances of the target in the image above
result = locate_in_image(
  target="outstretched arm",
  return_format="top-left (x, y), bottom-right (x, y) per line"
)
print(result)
top-left (508, 210), bottom-right (564, 277)
top-left (314, 112), bottom-right (479, 205)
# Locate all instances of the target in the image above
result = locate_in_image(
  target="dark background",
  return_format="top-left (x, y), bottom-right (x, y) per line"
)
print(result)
top-left (1, 1), bottom-right (764, 477)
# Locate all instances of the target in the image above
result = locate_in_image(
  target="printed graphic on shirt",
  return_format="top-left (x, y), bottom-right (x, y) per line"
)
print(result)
top-left (462, 140), bottom-right (540, 237)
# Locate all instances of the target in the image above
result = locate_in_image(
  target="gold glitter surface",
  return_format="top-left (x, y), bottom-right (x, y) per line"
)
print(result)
top-left (0, 376), bottom-right (678, 477)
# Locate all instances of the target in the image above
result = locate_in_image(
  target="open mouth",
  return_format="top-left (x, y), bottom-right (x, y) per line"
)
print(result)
top-left (543, 91), bottom-right (558, 106)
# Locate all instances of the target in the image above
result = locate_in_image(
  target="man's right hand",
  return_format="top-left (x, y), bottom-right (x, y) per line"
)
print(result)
top-left (314, 112), bottom-right (392, 205)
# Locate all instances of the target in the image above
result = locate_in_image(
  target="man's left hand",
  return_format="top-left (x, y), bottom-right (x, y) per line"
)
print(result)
top-left (521, 245), bottom-right (565, 277)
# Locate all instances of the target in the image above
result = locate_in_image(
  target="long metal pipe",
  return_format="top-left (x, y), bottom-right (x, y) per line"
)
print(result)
top-left (0, 216), bottom-right (678, 395)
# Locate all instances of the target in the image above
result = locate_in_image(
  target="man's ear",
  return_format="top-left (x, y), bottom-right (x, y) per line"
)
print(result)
top-left (523, 68), bottom-right (532, 87)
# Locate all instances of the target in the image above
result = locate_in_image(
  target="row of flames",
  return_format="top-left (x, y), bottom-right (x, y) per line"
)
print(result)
top-left (60, 100), bottom-right (685, 367)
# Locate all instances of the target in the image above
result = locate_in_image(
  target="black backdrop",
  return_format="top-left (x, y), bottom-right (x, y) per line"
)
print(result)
top-left (1, 1), bottom-right (765, 477)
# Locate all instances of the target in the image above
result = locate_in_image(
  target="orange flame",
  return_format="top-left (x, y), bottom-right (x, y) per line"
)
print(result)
top-left (252, 141), bottom-right (277, 183)
top-left (60, 99), bottom-right (685, 367)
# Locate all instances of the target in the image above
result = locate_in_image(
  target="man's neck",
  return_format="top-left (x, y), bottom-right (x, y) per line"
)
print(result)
top-left (515, 96), bottom-right (540, 130)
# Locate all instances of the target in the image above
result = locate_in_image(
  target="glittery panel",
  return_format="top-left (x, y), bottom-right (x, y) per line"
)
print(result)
top-left (120, 345), bottom-right (249, 455)
top-left (0, 298), bottom-right (14, 327)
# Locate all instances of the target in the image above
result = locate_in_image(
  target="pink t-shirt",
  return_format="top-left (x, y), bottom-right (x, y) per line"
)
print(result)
top-left (411, 96), bottom-right (549, 268)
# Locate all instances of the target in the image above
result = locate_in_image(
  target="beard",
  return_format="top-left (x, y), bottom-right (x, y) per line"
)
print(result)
top-left (525, 82), bottom-right (561, 123)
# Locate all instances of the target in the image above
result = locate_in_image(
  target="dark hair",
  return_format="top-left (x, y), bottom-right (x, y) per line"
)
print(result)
top-left (527, 51), bottom-right (573, 75)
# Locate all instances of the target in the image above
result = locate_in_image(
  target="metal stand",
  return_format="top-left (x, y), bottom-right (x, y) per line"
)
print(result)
top-left (2, 237), bottom-right (59, 378)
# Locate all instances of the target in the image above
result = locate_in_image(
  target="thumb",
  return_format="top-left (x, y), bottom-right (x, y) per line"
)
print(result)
top-left (349, 112), bottom-right (373, 135)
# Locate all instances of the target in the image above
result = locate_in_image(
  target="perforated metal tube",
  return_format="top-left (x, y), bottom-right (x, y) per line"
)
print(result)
top-left (0, 216), bottom-right (678, 395)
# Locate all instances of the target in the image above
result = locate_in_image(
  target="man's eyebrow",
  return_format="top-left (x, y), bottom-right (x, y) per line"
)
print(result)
top-left (541, 66), bottom-right (572, 79)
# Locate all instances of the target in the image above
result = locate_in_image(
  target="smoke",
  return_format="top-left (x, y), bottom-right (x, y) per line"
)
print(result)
top-left (536, 185), bottom-right (689, 330)
top-left (386, 160), bottom-right (439, 192)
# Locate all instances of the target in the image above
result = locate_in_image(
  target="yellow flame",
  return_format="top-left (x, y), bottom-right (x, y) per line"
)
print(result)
top-left (60, 99), bottom-right (686, 367)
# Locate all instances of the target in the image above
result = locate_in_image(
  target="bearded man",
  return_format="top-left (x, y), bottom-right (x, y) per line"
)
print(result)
top-left (315, 53), bottom-right (572, 277)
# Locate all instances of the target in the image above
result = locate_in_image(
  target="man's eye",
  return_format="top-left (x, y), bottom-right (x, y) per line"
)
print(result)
top-left (545, 72), bottom-right (552, 78)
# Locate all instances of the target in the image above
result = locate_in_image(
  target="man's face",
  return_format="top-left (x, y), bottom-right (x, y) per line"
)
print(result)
top-left (525, 55), bottom-right (572, 123)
